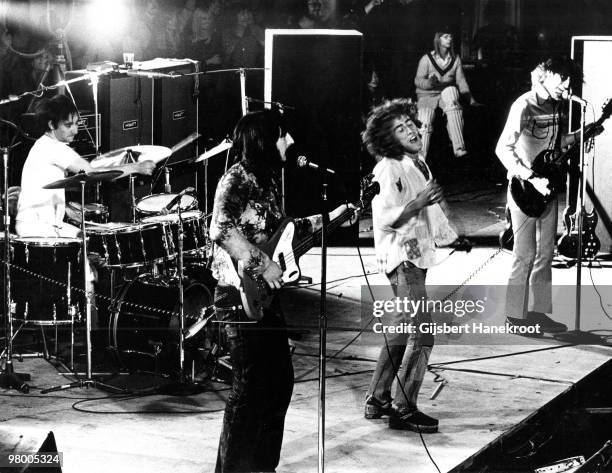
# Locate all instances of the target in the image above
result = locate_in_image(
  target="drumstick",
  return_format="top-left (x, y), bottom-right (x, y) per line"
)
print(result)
top-left (171, 132), bottom-right (201, 154)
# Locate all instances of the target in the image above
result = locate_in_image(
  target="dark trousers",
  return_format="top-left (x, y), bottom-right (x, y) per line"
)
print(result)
top-left (215, 295), bottom-right (294, 473)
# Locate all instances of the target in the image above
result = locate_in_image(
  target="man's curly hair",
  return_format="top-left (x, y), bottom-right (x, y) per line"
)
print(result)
top-left (362, 98), bottom-right (420, 160)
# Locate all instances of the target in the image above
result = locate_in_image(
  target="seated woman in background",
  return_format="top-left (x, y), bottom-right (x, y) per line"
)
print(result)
top-left (414, 26), bottom-right (479, 160)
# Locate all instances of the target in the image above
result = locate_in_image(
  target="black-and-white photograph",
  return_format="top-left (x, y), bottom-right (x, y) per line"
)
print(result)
top-left (1, 1), bottom-right (612, 472)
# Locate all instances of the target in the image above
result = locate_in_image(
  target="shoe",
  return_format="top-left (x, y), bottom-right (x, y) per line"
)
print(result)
top-left (454, 148), bottom-right (468, 158)
top-left (364, 395), bottom-right (393, 419)
top-left (389, 408), bottom-right (439, 433)
top-left (526, 312), bottom-right (568, 333)
top-left (506, 316), bottom-right (544, 338)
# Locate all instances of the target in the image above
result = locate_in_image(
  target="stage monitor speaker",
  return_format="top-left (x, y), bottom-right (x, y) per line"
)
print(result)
top-left (21, 431), bottom-right (63, 472)
top-left (264, 29), bottom-right (363, 223)
top-left (571, 36), bottom-right (612, 253)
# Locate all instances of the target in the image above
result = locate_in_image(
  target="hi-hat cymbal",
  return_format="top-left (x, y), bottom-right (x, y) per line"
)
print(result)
top-left (90, 145), bottom-right (172, 168)
top-left (43, 171), bottom-right (123, 189)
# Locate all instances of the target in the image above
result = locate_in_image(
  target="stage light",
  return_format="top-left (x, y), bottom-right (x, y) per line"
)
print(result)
top-left (86, 0), bottom-right (128, 36)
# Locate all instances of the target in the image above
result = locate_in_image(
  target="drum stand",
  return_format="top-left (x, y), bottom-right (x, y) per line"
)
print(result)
top-left (42, 179), bottom-right (124, 394)
top-left (0, 146), bottom-right (30, 393)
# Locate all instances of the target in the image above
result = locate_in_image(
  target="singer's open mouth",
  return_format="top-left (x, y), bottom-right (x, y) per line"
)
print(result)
top-left (408, 133), bottom-right (418, 143)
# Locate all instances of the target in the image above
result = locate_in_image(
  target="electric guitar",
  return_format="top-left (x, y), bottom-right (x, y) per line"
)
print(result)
top-left (221, 175), bottom-right (380, 320)
top-left (557, 206), bottom-right (600, 259)
top-left (510, 99), bottom-right (612, 218)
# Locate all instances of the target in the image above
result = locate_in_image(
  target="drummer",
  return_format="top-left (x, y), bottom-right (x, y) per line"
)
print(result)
top-left (15, 94), bottom-right (156, 238)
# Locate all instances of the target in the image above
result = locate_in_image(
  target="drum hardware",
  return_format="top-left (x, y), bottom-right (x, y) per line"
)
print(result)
top-left (41, 170), bottom-right (127, 394)
top-left (130, 175), bottom-right (137, 223)
top-left (1, 142), bottom-right (31, 393)
top-left (194, 137), bottom-right (233, 217)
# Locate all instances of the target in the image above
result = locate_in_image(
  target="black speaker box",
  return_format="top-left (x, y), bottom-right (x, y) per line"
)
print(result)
top-left (64, 71), bottom-right (153, 153)
top-left (264, 30), bottom-right (363, 223)
top-left (153, 70), bottom-right (198, 164)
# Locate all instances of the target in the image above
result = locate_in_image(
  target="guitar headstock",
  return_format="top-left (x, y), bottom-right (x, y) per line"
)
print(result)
top-left (599, 98), bottom-right (612, 122)
top-left (360, 174), bottom-right (380, 209)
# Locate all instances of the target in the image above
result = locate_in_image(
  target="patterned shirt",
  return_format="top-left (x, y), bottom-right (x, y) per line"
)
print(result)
top-left (209, 161), bottom-right (313, 287)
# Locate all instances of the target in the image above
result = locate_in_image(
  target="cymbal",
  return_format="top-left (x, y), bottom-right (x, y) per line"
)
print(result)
top-left (90, 145), bottom-right (172, 168)
top-left (43, 171), bottom-right (123, 189)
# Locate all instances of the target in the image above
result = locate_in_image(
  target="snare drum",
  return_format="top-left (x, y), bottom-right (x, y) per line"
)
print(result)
top-left (88, 222), bottom-right (173, 268)
top-left (142, 211), bottom-right (208, 256)
top-left (6, 237), bottom-right (84, 325)
top-left (110, 274), bottom-right (213, 373)
top-left (66, 202), bottom-right (109, 225)
top-left (136, 193), bottom-right (197, 216)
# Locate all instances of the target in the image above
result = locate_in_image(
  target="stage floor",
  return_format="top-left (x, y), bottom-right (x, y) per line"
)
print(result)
top-left (1, 246), bottom-right (612, 473)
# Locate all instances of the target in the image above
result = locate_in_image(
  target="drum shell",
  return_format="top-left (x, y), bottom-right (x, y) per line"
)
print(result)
top-left (66, 202), bottom-right (109, 226)
top-left (88, 223), bottom-right (173, 268)
top-left (2, 238), bottom-right (84, 324)
top-left (110, 275), bottom-right (214, 373)
top-left (141, 211), bottom-right (208, 256)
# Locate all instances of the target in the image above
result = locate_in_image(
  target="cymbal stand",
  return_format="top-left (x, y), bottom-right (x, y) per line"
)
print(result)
top-left (176, 202), bottom-right (186, 379)
top-left (130, 175), bottom-right (137, 223)
top-left (41, 179), bottom-right (124, 394)
top-left (0, 146), bottom-right (30, 393)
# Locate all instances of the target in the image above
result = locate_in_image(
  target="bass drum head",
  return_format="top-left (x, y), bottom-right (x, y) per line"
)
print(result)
top-left (110, 274), bottom-right (214, 375)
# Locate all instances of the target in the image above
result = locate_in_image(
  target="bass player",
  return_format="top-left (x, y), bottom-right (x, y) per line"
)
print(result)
top-left (209, 109), bottom-right (356, 473)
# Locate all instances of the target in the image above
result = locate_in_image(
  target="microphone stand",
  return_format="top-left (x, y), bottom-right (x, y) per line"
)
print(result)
top-left (317, 168), bottom-right (329, 473)
top-left (0, 146), bottom-right (30, 393)
top-left (555, 99), bottom-right (604, 344)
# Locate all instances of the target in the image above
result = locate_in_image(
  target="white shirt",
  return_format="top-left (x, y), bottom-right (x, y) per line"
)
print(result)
top-left (372, 154), bottom-right (457, 274)
top-left (16, 134), bottom-right (81, 236)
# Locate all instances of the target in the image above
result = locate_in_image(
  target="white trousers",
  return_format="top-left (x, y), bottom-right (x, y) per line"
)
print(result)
top-left (417, 86), bottom-right (465, 159)
top-left (505, 188), bottom-right (557, 318)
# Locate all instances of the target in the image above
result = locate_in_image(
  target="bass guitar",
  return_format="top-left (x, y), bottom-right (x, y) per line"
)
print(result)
top-left (510, 99), bottom-right (612, 218)
top-left (557, 206), bottom-right (600, 259)
top-left (221, 175), bottom-right (380, 320)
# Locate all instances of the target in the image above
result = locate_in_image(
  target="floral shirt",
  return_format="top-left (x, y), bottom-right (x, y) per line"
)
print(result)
top-left (209, 161), bottom-right (313, 287)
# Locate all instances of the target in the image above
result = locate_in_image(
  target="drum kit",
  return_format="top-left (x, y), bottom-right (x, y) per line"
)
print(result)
top-left (1, 140), bottom-right (233, 394)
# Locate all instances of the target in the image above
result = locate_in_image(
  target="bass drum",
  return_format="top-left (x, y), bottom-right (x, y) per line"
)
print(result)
top-left (109, 274), bottom-right (215, 374)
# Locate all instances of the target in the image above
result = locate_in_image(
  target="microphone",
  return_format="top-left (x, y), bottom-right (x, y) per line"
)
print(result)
top-left (183, 312), bottom-right (215, 340)
top-left (165, 187), bottom-right (195, 212)
top-left (562, 90), bottom-right (588, 106)
top-left (296, 155), bottom-right (336, 174)
top-left (125, 70), bottom-right (180, 79)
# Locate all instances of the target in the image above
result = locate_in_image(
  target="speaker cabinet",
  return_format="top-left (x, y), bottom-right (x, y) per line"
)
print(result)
top-left (152, 64), bottom-right (199, 165)
top-left (264, 29), bottom-right (363, 222)
top-left (571, 36), bottom-right (612, 253)
top-left (64, 71), bottom-right (153, 153)
top-left (101, 75), bottom-right (153, 151)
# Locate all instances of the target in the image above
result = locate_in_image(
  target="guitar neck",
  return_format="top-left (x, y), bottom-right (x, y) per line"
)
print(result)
top-left (556, 119), bottom-right (603, 163)
top-left (293, 207), bottom-right (356, 260)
